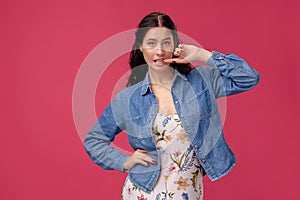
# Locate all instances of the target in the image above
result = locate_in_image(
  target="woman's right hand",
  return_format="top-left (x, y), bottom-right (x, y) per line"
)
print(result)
top-left (163, 44), bottom-right (212, 64)
top-left (123, 149), bottom-right (157, 171)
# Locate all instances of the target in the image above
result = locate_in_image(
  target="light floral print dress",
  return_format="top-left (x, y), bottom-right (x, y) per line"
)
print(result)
top-left (122, 113), bottom-right (203, 200)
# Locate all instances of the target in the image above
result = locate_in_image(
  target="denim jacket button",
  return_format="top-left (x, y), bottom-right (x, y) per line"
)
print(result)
top-left (202, 159), bottom-right (206, 163)
top-left (194, 144), bottom-right (199, 148)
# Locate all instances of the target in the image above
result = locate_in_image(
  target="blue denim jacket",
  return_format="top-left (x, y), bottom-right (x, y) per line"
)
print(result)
top-left (84, 51), bottom-right (260, 193)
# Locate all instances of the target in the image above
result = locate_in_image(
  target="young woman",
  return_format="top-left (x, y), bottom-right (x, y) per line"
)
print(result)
top-left (84, 12), bottom-right (260, 200)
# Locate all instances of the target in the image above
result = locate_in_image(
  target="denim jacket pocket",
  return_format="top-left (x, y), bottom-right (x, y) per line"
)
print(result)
top-left (185, 87), bottom-right (212, 120)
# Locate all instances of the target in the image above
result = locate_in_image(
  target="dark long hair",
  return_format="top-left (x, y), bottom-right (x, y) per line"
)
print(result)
top-left (126, 12), bottom-right (192, 87)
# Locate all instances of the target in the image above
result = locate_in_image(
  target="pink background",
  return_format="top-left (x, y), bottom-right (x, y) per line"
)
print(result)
top-left (1, 0), bottom-right (299, 199)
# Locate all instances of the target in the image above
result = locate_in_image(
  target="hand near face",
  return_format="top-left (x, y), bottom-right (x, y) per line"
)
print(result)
top-left (163, 44), bottom-right (212, 64)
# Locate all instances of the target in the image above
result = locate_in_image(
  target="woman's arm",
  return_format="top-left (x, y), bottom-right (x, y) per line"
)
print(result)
top-left (84, 101), bottom-right (129, 172)
top-left (204, 51), bottom-right (260, 97)
top-left (84, 94), bottom-right (157, 172)
top-left (164, 44), bottom-right (260, 97)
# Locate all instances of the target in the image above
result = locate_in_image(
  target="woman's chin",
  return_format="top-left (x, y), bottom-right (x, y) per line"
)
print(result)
top-left (149, 63), bottom-right (170, 69)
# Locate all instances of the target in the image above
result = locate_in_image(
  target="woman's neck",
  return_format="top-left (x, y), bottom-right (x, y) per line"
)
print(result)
top-left (148, 66), bottom-right (175, 88)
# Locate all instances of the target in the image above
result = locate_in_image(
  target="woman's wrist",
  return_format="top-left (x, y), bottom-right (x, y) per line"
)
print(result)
top-left (123, 160), bottom-right (129, 171)
top-left (196, 47), bottom-right (212, 63)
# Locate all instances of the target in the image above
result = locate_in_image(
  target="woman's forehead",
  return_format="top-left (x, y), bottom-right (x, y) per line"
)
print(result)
top-left (143, 27), bottom-right (173, 41)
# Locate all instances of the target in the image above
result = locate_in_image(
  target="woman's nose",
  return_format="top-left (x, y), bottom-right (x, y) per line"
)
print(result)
top-left (155, 45), bottom-right (165, 55)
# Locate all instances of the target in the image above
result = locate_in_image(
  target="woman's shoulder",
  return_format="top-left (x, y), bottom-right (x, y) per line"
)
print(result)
top-left (113, 81), bottom-right (144, 101)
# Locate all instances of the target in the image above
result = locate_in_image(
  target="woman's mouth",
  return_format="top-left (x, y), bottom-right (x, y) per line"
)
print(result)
top-left (153, 59), bottom-right (165, 65)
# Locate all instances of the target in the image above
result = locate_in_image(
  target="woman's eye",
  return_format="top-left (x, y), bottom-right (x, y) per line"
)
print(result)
top-left (147, 42), bottom-right (155, 46)
top-left (164, 41), bottom-right (171, 46)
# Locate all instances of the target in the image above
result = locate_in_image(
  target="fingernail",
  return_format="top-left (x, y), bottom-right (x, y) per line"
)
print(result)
top-left (172, 61), bottom-right (176, 63)
top-left (152, 160), bottom-right (157, 164)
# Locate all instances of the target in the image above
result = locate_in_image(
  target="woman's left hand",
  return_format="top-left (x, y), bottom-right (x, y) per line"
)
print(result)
top-left (163, 44), bottom-right (212, 64)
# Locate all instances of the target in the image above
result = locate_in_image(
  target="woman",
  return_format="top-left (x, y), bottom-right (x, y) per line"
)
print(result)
top-left (84, 12), bottom-right (260, 200)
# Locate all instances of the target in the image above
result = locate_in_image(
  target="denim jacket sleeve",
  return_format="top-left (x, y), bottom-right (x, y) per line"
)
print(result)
top-left (204, 51), bottom-right (260, 98)
top-left (84, 93), bottom-right (129, 172)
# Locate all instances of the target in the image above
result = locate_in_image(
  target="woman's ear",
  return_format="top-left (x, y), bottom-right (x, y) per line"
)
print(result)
top-left (139, 44), bottom-right (143, 53)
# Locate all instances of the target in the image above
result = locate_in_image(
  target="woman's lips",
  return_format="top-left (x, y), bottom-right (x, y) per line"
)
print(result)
top-left (153, 58), bottom-right (166, 65)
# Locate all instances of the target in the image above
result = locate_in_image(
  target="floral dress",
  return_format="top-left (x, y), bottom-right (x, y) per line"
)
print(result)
top-left (122, 113), bottom-right (203, 200)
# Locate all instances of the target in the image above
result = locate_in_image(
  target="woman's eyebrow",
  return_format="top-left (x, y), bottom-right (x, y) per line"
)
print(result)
top-left (146, 38), bottom-right (157, 41)
top-left (146, 37), bottom-right (172, 42)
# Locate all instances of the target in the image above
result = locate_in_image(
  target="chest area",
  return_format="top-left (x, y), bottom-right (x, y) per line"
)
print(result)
top-left (151, 84), bottom-right (176, 116)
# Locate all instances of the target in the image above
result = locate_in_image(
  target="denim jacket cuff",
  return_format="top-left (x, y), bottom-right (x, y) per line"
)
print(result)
top-left (206, 51), bottom-right (224, 67)
top-left (117, 154), bottom-right (130, 172)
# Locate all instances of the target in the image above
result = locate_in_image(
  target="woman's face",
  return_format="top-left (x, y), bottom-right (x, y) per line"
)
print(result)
top-left (139, 27), bottom-right (175, 70)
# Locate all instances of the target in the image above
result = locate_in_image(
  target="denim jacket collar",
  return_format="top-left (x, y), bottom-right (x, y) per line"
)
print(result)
top-left (140, 68), bottom-right (188, 96)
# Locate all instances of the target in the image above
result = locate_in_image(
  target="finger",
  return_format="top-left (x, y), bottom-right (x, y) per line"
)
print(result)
top-left (174, 48), bottom-right (184, 56)
top-left (133, 152), bottom-right (156, 163)
top-left (174, 51), bottom-right (180, 56)
top-left (178, 44), bottom-right (184, 49)
top-left (136, 149), bottom-right (155, 155)
top-left (135, 156), bottom-right (155, 166)
top-left (174, 47), bottom-right (183, 52)
top-left (140, 158), bottom-right (157, 165)
top-left (143, 155), bottom-right (157, 164)
top-left (136, 149), bottom-right (148, 153)
top-left (163, 58), bottom-right (188, 64)
top-left (136, 153), bottom-right (156, 163)
top-left (133, 159), bottom-right (149, 167)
